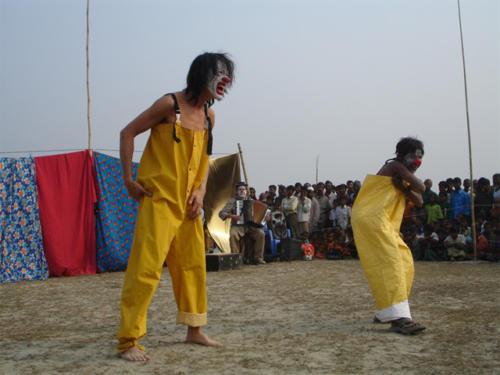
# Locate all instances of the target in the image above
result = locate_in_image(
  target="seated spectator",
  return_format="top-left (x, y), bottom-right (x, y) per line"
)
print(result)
top-left (219, 182), bottom-right (266, 265)
top-left (301, 232), bottom-right (315, 260)
top-left (444, 227), bottom-right (466, 261)
top-left (415, 224), bottom-right (440, 261)
top-left (326, 231), bottom-right (343, 260)
top-left (344, 227), bottom-right (357, 258)
top-left (477, 222), bottom-right (500, 261)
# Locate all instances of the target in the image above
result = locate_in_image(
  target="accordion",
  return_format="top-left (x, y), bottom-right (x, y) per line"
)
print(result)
top-left (235, 199), bottom-right (269, 227)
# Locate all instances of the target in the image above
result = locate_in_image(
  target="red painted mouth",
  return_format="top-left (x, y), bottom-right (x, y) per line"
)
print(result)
top-left (216, 84), bottom-right (225, 95)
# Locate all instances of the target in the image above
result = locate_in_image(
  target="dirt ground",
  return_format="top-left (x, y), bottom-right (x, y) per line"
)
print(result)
top-left (1, 259), bottom-right (499, 375)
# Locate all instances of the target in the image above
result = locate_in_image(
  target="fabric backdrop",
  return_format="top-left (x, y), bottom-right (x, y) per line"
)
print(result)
top-left (0, 157), bottom-right (49, 283)
top-left (35, 151), bottom-right (97, 276)
top-left (94, 152), bottom-right (139, 272)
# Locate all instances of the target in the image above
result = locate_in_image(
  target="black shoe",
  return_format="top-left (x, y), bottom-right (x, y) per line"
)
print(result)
top-left (252, 259), bottom-right (266, 265)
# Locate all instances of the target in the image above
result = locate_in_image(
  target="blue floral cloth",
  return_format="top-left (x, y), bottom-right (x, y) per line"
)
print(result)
top-left (94, 152), bottom-right (139, 272)
top-left (0, 157), bottom-right (49, 283)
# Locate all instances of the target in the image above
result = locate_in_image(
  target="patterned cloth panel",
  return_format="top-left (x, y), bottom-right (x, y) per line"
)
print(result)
top-left (0, 157), bottom-right (49, 283)
top-left (94, 152), bottom-right (139, 272)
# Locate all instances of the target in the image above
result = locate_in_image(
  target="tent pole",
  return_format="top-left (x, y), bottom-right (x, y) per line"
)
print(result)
top-left (237, 143), bottom-right (249, 186)
top-left (86, 0), bottom-right (92, 151)
top-left (457, 0), bottom-right (477, 261)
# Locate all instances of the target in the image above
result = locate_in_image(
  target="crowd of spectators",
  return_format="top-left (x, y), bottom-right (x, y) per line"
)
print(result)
top-left (253, 174), bottom-right (500, 262)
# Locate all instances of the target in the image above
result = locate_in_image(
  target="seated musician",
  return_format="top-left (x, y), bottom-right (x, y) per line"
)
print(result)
top-left (218, 182), bottom-right (266, 265)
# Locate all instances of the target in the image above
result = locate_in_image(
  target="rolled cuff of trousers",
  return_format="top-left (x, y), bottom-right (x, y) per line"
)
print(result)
top-left (177, 311), bottom-right (207, 327)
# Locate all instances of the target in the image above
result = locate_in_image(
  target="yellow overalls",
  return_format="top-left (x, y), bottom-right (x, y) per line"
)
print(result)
top-left (117, 102), bottom-right (210, 354)
top-left (351, 175), bottom-right (414, 322)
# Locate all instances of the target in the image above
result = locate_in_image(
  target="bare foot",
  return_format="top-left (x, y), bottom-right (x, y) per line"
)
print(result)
top-left (185, 326), bottom-right (222, 347)
top-left (120, 346), bottom-right (150, 361)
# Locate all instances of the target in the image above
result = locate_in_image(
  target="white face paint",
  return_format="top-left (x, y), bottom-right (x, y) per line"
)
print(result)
top-left (207, 62), bottom-right (231, 100)
top-left (403, 149), bottom-right (423, 172)
top-left (237, 186), bottom-right (247, 199)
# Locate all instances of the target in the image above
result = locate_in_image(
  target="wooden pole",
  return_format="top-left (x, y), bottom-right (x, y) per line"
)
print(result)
top-left (86, 0), bottom-right (91, 151)
top-left (457, 0), bottom-right (477, 260)
top-left (315, 155), bottom-right (319, 184)
top-left (237, 143), bottom-right (249, 186)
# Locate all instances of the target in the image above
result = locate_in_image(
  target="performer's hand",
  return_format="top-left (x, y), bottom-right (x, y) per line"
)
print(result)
top-left (125, 180), bottom-right (152, 201)
top-left (187, 188), bottom-right (205, 220)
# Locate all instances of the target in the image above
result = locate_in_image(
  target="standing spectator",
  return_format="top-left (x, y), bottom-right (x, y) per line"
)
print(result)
top-left (325, 181), bottom-right (337, 206)
top-left (439, 191), bottom-right (453, 220)
top-left (336, 184), bottom-right (351, 206)
top-left (278, 184), bottom-right (286, 201)
top-left (280, 185), bottom-right (299, 238)
top-left (297, 189), bottom-right (312, 234)
top-left (346, 180), bottom-right (355, 200)
top-left (267, 184), bottom-right (277, 202)
top-left (474, 177), bottom-right (492, 219)
top-left (294, 182), bottom-right (302, 197)
top-left (451, 177), bottom-right (470, 219)
top-left (307, 187), bottom-right (320, 232)
top-left (316, 187), bottom-right (331, 229)
top-left (493, 174), bottom-right (500, 207)
top-left (438, 181), bottom-right (451, 204)
top-left (249, 187), bottom-right (257, 200)
top-left (424, 193), bottom-right (443, 224)
top-left (335, 197), bottom-right (351, 230)
top-left (463, 178), bottom-right (471, 193)
top-left (421, 179), bottom-right (437, 207)
top-left (351, 180), bottom-right (361, 203)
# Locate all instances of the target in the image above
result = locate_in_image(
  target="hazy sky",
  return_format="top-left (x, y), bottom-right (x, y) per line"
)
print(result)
top-left (1, 0), bottom-right (498, 194)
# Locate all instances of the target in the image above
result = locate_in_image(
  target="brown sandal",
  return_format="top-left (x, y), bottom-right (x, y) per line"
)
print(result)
top-left (389, 318), bottom-right (426, 335)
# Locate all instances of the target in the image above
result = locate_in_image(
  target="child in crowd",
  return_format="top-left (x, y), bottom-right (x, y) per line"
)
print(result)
top-left (438, 191), bottom-right (453, 220)
top-left (300, 232), bottom-right (314, 261)
top-left (326, 231), bottom-right (343, 260)
top-left (425, 193), bottom-right (443, 224)
top-left (415, 224), bottom-right (440, 261)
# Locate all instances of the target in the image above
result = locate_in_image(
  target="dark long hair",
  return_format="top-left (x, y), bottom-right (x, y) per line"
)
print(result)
top-left (184, 52), bottom-right (235, 105)
top-left (395, 137), bottom-right (424, 158)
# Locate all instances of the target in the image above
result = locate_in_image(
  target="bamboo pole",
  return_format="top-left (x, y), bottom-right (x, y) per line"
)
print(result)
top-left (237, 143), bottom-right (249, 186)
top-left (457, 0), bottom-right (477, 260)
top-left (315, 155), bottom-right (319, 184)
top-left (86, 0), bottom-right (91, 151)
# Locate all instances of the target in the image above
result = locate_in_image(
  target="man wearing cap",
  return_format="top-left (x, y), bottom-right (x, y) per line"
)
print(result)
top-left (219, 182), bottom-right (266, 264)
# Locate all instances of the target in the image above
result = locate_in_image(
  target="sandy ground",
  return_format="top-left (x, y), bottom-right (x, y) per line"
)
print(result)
top-left (0, 259), bottom-right (499, 375)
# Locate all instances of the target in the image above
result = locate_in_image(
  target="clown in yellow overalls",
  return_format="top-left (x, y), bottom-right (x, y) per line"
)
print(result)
top-left (117, 53), bottom-right (234, 361)
top-left (351, 137), bottom-right (427, 335)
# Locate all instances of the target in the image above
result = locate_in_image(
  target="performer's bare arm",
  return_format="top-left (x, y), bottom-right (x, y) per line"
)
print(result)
top-left (120, 95), bottom-right (175, 200)
top-left (187, 108), bottom-right (215, 220)
top-left (378, 161), bottom-right (425, 207)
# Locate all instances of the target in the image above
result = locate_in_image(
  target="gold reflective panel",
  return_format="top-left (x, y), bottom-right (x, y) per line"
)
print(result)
top-left (203, 153), bottom-right (241, 252)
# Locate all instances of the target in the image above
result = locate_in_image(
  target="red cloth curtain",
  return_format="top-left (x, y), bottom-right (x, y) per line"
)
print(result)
top-left (35, 151), bottom-right (97, 276)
